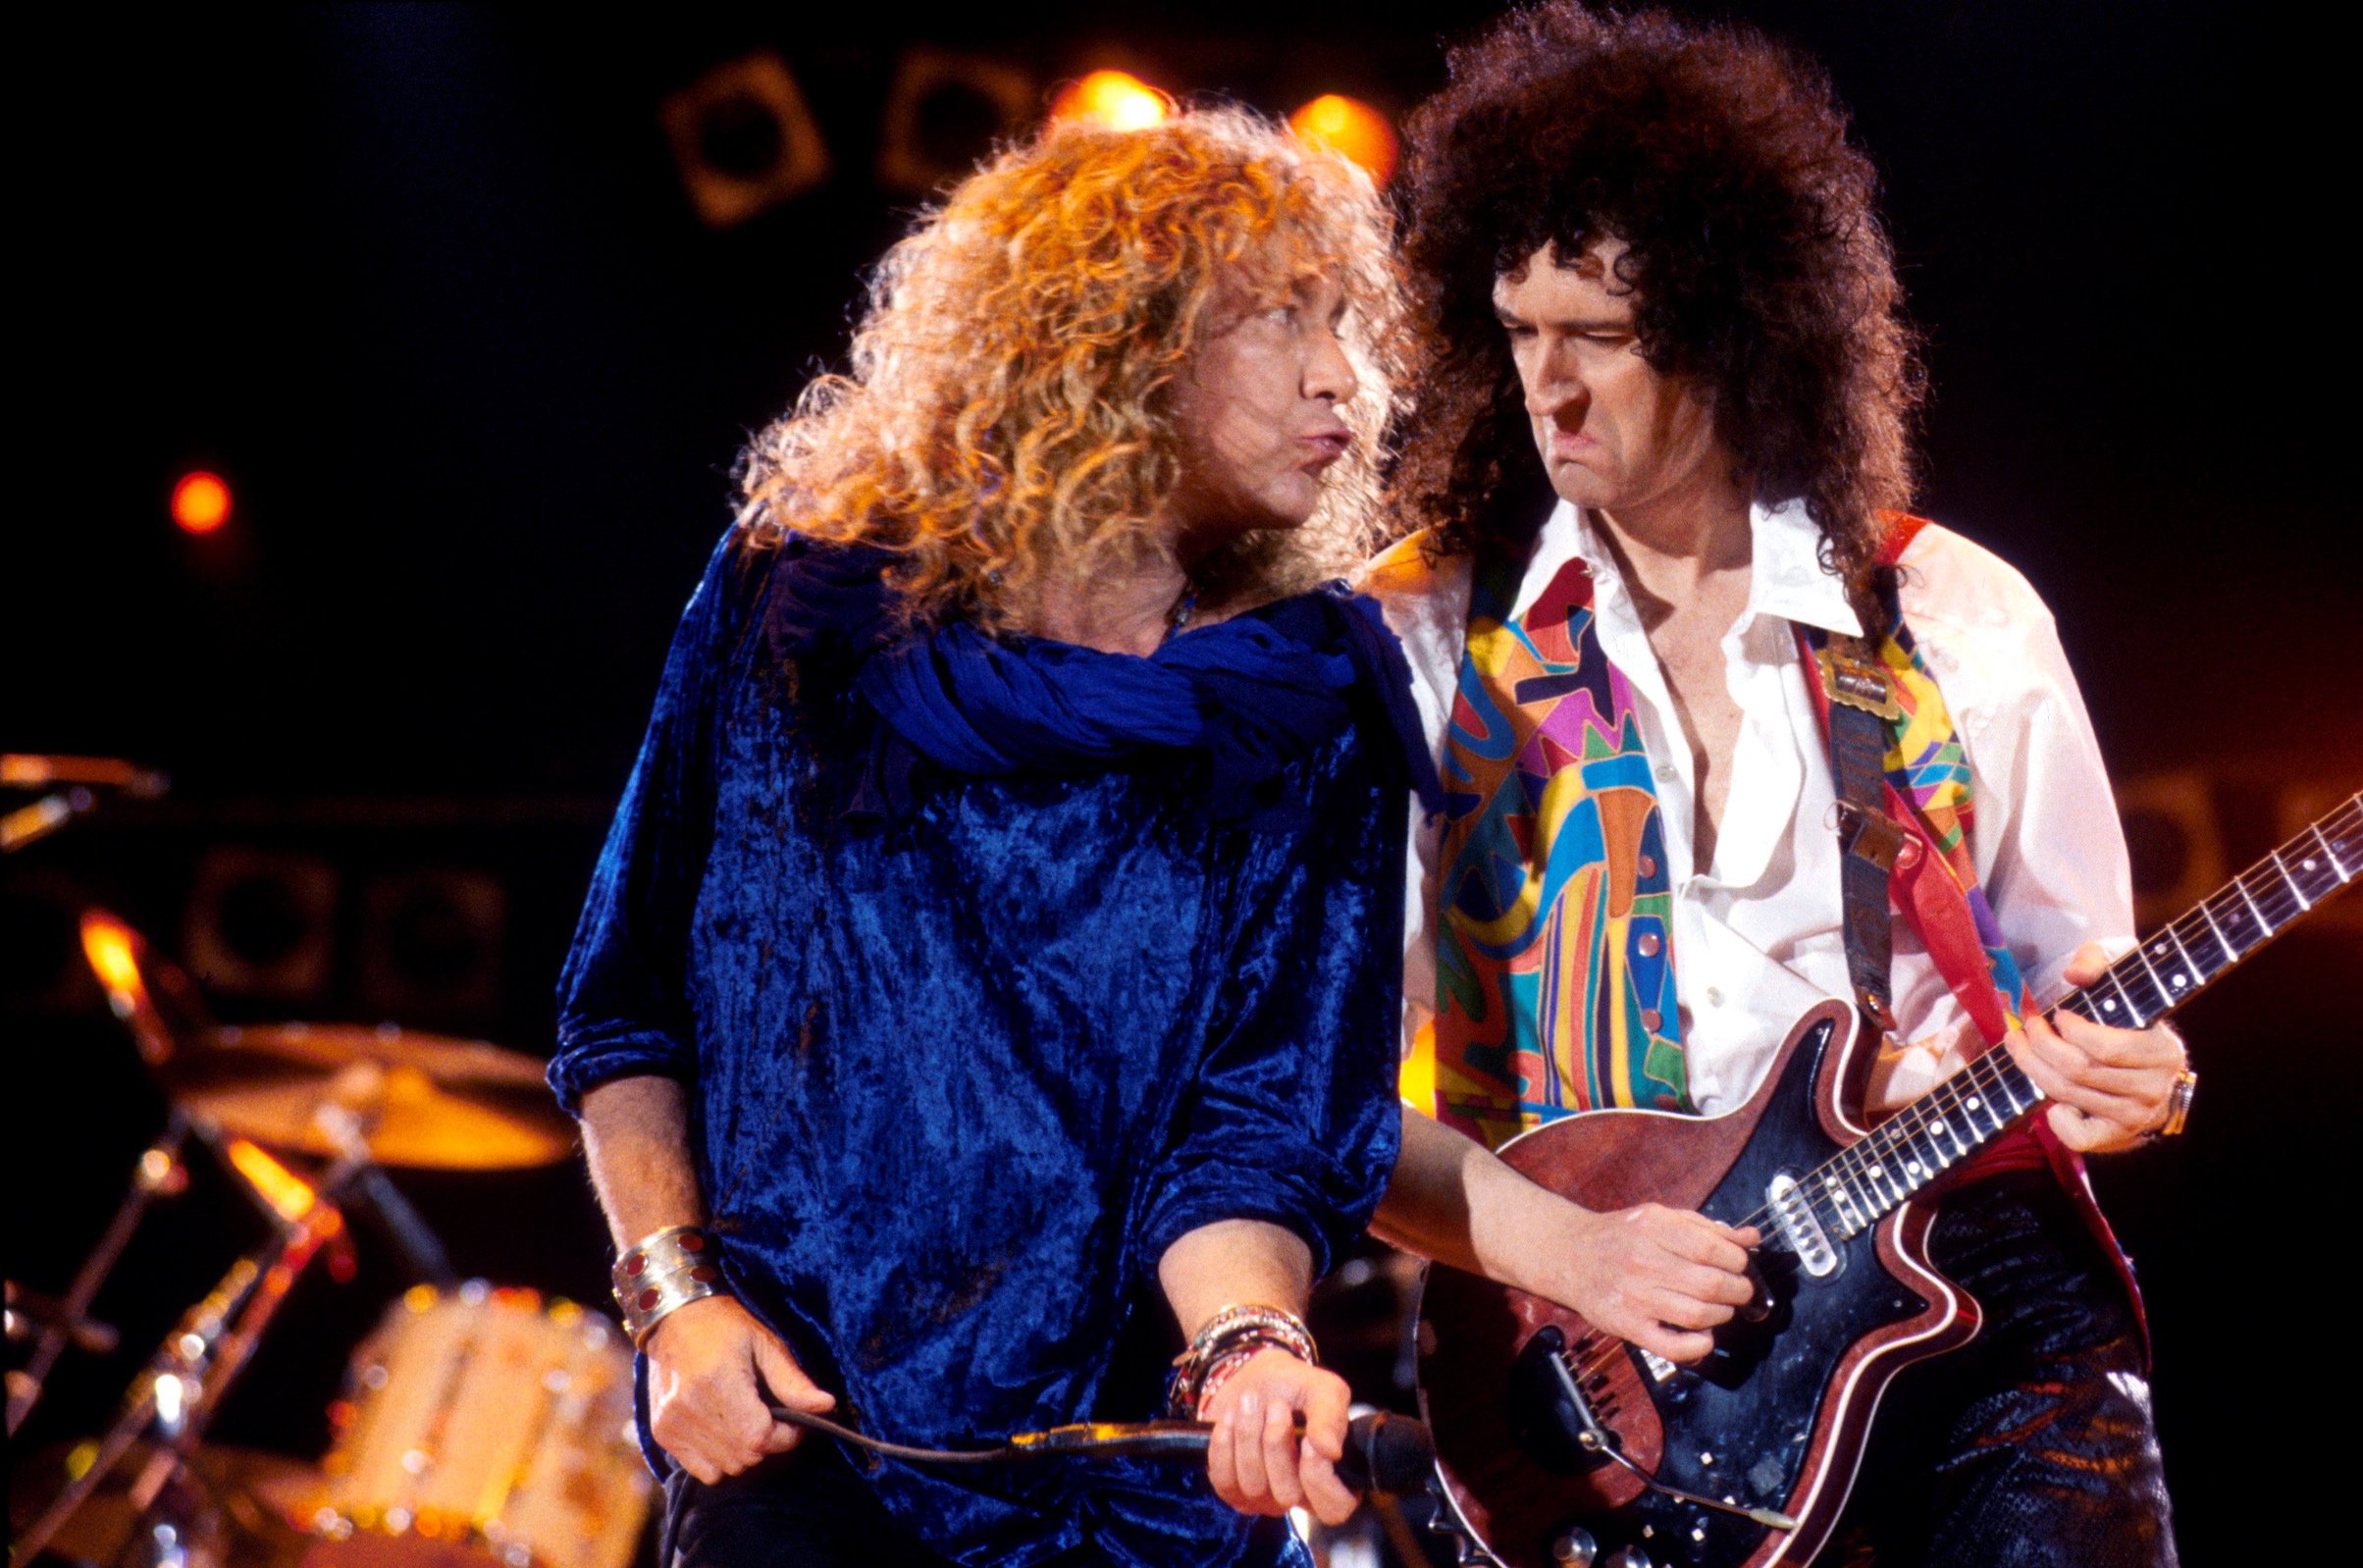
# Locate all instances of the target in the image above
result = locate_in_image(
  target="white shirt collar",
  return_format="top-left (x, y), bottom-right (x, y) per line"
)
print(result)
top-left (1531, 495), bottom-right (1864, 640)
top-left (1744, 496), bottom-right (1863, 639)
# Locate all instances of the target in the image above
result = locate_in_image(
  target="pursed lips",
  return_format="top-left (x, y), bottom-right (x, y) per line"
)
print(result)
top-left (1299, 429), bottom-right (1352, 467)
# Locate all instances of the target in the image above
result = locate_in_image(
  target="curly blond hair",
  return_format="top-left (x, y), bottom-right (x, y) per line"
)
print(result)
top-left (737, 105), bottom-right (1407, 632)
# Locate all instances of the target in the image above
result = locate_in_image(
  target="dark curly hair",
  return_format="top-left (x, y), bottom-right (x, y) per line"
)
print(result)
top-left (1392, 2), bottom-right (1922, 623)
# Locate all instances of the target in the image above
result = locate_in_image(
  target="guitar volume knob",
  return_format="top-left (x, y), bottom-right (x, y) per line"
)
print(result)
top-left (1550, 1528), bottom-right (1598, 1566)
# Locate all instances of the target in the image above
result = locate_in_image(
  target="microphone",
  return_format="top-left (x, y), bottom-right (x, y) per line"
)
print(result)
top-left (1337, 1412), bottom-right (1436, 1494)
top-left (1006, 1412), bottom-right (1433, 1492)
top-left (767, 1406), bottom-right (1436, 1493)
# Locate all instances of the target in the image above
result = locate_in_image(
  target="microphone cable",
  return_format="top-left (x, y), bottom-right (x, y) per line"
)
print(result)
top-left (764, 1405), bottom-right (1436, 1493)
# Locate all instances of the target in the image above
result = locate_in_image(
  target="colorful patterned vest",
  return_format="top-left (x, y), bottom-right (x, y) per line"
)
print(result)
top-left (1414, 517), bottom-right (2032, 1151)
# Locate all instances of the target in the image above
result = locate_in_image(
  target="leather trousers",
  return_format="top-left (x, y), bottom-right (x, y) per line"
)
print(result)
top-left (658, 1442), bottom-right (961, 1568)
top-left (1829, 1170), bottom-right (2177, 1566)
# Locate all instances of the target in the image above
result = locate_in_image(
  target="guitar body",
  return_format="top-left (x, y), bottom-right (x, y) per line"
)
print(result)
top-left (1416, 1001), bottom-right (1979, 1568)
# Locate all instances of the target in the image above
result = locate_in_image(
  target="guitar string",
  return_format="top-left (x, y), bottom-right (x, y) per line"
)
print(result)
top-left (1553, 796), bottom-right (2360, 1387)
top-left (1776, 799), bottom-right (2354, 1235)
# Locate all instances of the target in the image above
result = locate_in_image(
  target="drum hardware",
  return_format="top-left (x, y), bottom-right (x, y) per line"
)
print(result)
top-left (22, 909), bottom-right (657, 1566)
top-left (16, 912), bottom-right (567, 1564)
top-left (7, 1109), bottom-right (199, 1439)
top-left (0, 754), bottom-right (166, 855)
top-left (78, 910), bottom-right (572, 1175)
top-left (13, 1140), bottom-right (352, 1567)
top-left (8, 1439), bottom-right (314, 1568)
top-left (14, 915), bottom-right (536, 1439)
top-left (5, 1281), bottom-right (121, 1355)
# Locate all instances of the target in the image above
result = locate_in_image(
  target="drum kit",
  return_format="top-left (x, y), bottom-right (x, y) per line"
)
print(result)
top-left (6, 759), bottom-right (653, 1568)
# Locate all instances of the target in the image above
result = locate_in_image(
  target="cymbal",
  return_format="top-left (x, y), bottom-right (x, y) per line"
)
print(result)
top-left (8, 1439), bottom-right (315, 1568)
top-left (205, 1024), bottom-right (553, 1090)
top-left (158, 1024), bottom-right (574, 1171)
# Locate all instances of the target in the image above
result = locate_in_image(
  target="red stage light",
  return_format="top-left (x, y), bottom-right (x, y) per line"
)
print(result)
top-left (1049, 70), bottom-right (1169, 131)
top-left (171, 471), bottom-right (232, 535)
top-left (1288, 94), bottom-right (1398, 186)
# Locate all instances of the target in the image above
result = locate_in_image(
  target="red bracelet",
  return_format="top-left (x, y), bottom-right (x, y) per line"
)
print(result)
top-left (1166, 1303), bottom-right (1319, 1418)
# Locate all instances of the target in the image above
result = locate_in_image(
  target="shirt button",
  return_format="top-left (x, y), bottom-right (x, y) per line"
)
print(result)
top-left (1640, 1008), bottom-right (1662, 1031)
top-left (1637, 855), bottom-right (1657, 879)
top-left (1654, 763), bottom-right (1676, 782)
top-left (1705, 985), bottom-right (1726, 1007)
top-left (1637, 931), bottom-right (1661, 957)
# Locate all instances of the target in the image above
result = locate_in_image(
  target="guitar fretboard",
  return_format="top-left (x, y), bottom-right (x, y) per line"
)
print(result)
top-left (1784, 792), bottom-right (2360, 1241)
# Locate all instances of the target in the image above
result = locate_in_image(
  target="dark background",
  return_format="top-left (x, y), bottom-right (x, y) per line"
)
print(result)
top-left (8, 4), bottom-right (2359, 1563)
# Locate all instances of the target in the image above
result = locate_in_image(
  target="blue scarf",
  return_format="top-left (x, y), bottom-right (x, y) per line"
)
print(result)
top-left (760, 534), bottom-right (1441, 823)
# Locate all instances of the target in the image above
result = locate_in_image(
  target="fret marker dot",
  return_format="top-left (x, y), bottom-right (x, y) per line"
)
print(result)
top-left (2172, 973), bottom-right (2186, 988)
top-left (1967, 1096), bottom-right (1982, 1110)
top-left (1906, 1161), bottom-right (1923, 1176)
top-left (2103, 999), bottom-right (2119, 1012)
top-left (2304, 859), bottom-right (2318, 871)
top-left (1933, 1121), bottom-right (1949, 1136)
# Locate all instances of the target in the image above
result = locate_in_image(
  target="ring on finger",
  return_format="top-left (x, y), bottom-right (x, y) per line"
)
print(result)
top-left (2141, 1069), bottom-right (2197, 1141)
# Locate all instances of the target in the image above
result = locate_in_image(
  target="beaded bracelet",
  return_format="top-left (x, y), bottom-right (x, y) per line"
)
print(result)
top-left (1166, 1303), bottom-right (1319, 1419)
top-left (611, 1224), bottom-right (731, 1345)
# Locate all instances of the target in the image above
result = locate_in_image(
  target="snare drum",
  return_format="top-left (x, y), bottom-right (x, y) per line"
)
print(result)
top-left (306, 1281), bottom-right (650, 1568)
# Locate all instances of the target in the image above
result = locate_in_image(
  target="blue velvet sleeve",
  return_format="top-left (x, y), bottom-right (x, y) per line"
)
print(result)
top-left (549, 531), bottom-right (758, 1114)
top-left (1133, 732), bottom-right (1406, 1282)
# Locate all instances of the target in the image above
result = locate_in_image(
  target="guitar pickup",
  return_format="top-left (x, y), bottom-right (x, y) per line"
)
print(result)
top-left (1768, 1174), bottom-right (1839, 1278)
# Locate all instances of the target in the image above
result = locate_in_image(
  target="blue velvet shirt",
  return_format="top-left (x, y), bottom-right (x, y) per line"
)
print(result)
top-left (550, 532), bottom-right (1422, 1566)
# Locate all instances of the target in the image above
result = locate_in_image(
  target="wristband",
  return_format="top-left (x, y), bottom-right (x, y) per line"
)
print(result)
top-left (1166, 1303), bottom-right (1319, 1418)
top-left (612, 1224), bottom-right (731, 1345)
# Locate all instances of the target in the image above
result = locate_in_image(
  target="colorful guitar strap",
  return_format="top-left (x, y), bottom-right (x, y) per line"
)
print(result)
top-left (1798, 513), bottom-right (2034, 1053)
top-left (1415, 512), bottom-right (2032, 1151)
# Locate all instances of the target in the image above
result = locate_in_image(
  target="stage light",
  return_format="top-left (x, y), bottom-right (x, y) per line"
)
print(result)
top-left (878, 47), bottom-right (1036, 197)
top-left (660, 52), bottom-right (830, 229)
top-left (1288, 94), bottom-right (1398, 186)
top-left (171, 471), bottom-right (232, 535)
top-left (1050, 70), bottom-right (1169, 131)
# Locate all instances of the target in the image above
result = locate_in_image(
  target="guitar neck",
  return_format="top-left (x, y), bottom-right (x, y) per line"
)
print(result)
top-left (1814, 793), bottom-right (2360, 1232)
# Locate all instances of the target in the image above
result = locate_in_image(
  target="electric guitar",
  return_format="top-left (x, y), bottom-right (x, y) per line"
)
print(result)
top-left (1414, 793), bottom-right (2361, 1568)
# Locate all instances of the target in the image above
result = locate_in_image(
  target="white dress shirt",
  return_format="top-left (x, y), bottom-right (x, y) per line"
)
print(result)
top-left (1367, 497), bottom-right (2135, 1117)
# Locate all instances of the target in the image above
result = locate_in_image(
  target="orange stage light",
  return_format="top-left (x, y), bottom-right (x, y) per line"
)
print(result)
top-left (79, 912), bottom-right (146, 1016)
top-left (225, 1137), bottom-right (322, 1226)
top-left (1288, 94), bottom-right (1398, 186)
top-left (171, 471), bottom-right (232, 535)
top-left (1050, 70), bottom-right (1169, 131)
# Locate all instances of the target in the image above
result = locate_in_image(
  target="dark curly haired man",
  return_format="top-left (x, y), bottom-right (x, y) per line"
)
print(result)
top-left (1367, 6), bottom-right (2181, 1563)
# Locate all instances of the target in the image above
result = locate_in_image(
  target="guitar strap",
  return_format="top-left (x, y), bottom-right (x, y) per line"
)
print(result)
top-left (1815, 632), bottom-right (1909, 1035)
top-left (1798, 511), bottom-right (2030, 1047)
top-left (1799, 515), bottom-right (2151, 1358)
